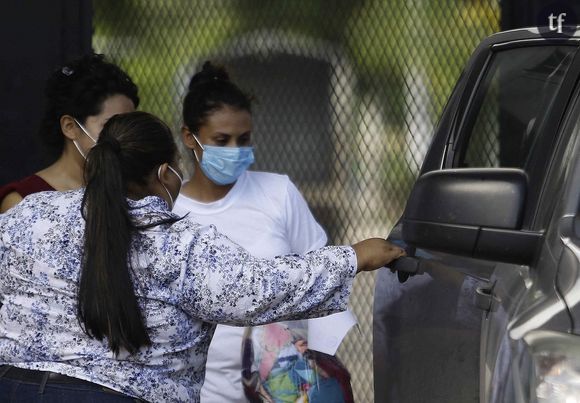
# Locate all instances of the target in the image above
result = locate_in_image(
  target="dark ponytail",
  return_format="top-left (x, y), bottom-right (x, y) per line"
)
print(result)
top-left (182, 61), bottom-right (253, 132)
top-left (79, 111), bottom-right (177, 355)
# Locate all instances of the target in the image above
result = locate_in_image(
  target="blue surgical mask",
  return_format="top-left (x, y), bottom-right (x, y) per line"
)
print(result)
top-left (192, 135), bottom-right (254, 185)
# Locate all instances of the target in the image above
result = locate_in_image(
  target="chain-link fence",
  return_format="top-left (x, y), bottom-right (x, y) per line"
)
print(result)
top-left (93, 1), bottom-right (499, 401)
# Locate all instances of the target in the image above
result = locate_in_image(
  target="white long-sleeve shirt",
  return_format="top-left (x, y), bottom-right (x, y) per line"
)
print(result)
top-left (0, 189), bottom-right (356, 402)
top-left (175, 171), bottom-right (329, 402)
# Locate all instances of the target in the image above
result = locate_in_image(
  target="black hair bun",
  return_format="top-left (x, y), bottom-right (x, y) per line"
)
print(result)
top-left (188, 61), bottom-right (230, 91)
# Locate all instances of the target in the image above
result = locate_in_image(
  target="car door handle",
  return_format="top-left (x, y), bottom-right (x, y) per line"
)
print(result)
top-left (390, 256), bottom-right (424, 274)
top-left (389, 256), bottom-right (425, 283)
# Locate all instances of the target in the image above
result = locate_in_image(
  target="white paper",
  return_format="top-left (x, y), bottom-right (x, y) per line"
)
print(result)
top-left (307, 310), bottom-right (357, 355)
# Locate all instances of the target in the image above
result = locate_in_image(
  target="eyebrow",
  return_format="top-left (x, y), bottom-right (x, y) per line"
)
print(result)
top-left (212, 131), bottom-right (252, 137)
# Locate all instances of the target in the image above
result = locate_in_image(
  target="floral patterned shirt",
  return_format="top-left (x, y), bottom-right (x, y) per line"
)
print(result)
top-left (0, 190), bottom-right (357, 402)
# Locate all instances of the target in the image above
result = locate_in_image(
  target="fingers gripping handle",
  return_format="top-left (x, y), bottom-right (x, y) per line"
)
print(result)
top-left (391, 256), bottom-right (424, 283)
top-left (385, 238), bottom-right (422, 283)
top-left (391, 256), bottom-right (423, 274)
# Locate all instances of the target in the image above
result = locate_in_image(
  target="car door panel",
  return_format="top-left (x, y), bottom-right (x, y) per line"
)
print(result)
top-left (374, 225), bottom-right (496, 402)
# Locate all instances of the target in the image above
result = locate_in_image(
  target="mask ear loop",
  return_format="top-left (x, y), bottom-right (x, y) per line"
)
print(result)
top-left (157, 166), bottom-right (175, 209)
top-left (190, 132), bottom-right (205, 163)
top-left (73, 118), bottom-right (97, 143)
top-left (71, 118), bottom-right (97, 160)
top-left (73, 141), bottom-right (88, 160)
top-left (167, 165), bottom-right (184, 184)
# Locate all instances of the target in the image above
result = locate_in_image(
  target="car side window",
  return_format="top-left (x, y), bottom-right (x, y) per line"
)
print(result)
top-left (455, 46), bottom-right (575, 171)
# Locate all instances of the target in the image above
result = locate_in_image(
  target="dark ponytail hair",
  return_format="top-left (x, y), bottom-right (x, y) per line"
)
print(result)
top-left (182, 61), bottom-right (253, 132)
top-left (79, 111), bottom-right (177, 355)
top-left (41, 53), bottom-right (139, 161)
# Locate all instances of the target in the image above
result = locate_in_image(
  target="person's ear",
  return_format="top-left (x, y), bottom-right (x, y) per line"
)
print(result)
top-left (182, 126), bottom-right (197, 150)
top-left (60, 115), bottom-right (81, 140)
top-left (157, 162), bottom-right (172, 185)
top-left (155, 162), bottom-right (181, 207)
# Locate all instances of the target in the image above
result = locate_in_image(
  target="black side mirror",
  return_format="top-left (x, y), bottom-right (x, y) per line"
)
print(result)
top-left (402, 168), bottom-right (542, 264)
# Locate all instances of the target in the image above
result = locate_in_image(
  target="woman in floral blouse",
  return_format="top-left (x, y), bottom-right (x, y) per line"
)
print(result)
top-left (0, 111), bottom-right (404, 403)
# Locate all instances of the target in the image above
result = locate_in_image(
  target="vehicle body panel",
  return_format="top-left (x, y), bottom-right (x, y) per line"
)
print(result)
top-left (374, 27), bottom-right (580, 402)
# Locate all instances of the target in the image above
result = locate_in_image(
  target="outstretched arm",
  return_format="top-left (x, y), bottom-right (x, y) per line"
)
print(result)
top-left (180, 226), bottom-right (404, 326)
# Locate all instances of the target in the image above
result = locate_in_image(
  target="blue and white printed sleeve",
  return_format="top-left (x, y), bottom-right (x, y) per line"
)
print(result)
top-left (180, 224), bottom-right (357, 326)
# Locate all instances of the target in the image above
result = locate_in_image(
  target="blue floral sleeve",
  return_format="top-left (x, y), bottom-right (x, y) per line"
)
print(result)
top-left (180, 225), bottom-right (357, 326)
top-left (0, 191), bottom-right (358, 402)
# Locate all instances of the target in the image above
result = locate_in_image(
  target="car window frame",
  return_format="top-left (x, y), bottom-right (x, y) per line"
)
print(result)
top-left (443, 39), bottom-right (580, 230)
top-left (534, 81), bottom-right (580, 231)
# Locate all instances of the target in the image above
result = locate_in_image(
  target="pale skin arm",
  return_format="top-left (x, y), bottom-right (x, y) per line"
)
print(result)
top-left (0, 192), bottom-right (23, 213)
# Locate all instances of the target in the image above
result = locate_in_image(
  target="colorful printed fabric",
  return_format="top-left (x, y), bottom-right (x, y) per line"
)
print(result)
top-left (242, 322), bottom-right (354, 403)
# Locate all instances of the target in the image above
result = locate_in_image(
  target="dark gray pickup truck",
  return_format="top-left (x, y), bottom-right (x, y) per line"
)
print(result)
top-left (374, 27), bottom-right (580, 403)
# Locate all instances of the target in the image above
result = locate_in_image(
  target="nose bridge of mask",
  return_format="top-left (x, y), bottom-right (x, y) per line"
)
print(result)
top-left (204, 145), bottom-right (249, 167)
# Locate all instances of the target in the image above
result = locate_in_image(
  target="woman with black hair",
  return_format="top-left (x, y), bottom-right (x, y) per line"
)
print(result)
top-left (0, 111), bottom-right (404, 402)
top-left (0, 53), bottom-right (138, 212)
top-left (175, 62), bottom-right (357, 402)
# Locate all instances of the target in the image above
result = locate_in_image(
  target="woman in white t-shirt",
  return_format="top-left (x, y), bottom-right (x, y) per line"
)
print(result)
top-left (175, 62), bottom-right (355, 402)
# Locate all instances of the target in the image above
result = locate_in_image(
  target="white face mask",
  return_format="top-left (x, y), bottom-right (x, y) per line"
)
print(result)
top-left (157, 165), bottom-right (183, 210)
top-left (72, 118), bottom-right (97, 159)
